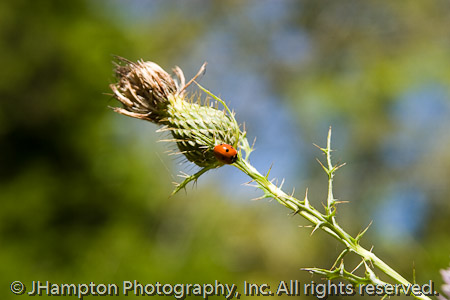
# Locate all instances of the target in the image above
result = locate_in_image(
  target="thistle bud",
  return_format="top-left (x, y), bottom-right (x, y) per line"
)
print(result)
top-left (109, 57), bottom-right (242, 168)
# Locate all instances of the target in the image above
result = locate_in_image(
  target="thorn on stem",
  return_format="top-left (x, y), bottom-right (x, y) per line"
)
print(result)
top-left (265, 163), bottom-right (273, 179)
top-left (311, 222), bottom-right (322, 236)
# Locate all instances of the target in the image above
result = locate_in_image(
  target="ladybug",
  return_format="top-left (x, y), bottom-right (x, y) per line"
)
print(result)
top-left (213, 143), bottom-right (238, 164)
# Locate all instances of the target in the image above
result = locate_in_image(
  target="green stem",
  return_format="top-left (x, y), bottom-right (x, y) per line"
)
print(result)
top-left (325, 127), bottom-right (335, 214)
top-left (233, 158), bottom-right (432, 300)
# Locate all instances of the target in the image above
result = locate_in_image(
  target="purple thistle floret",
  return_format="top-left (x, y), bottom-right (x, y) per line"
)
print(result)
top-left (439, 267), bottom-right (450, 300)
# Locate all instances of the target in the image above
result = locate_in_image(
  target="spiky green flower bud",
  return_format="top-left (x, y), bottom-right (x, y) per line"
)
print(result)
top-left (109, 57), bottom-right (242, 169)
top-left (164, 96), bottom-right (240, 167)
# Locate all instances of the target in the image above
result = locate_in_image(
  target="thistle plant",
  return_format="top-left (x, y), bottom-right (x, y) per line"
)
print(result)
top-left (109, 57), bottom-right (433, 300)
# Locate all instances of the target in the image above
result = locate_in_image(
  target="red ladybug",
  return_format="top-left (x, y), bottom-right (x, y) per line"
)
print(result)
top-left (213, 143), bottom-right (237, 164)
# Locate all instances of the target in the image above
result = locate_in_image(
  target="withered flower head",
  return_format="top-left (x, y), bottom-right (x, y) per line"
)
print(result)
top-left (110, 57), bottom-right (180, 123)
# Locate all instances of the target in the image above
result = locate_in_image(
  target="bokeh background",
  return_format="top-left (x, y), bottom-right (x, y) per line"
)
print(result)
top-left (1, 0), bottom-right (450, 299)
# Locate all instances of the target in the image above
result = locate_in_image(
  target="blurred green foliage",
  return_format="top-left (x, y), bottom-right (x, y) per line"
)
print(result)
top-left (1, 0), bottom-right (449, 299)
